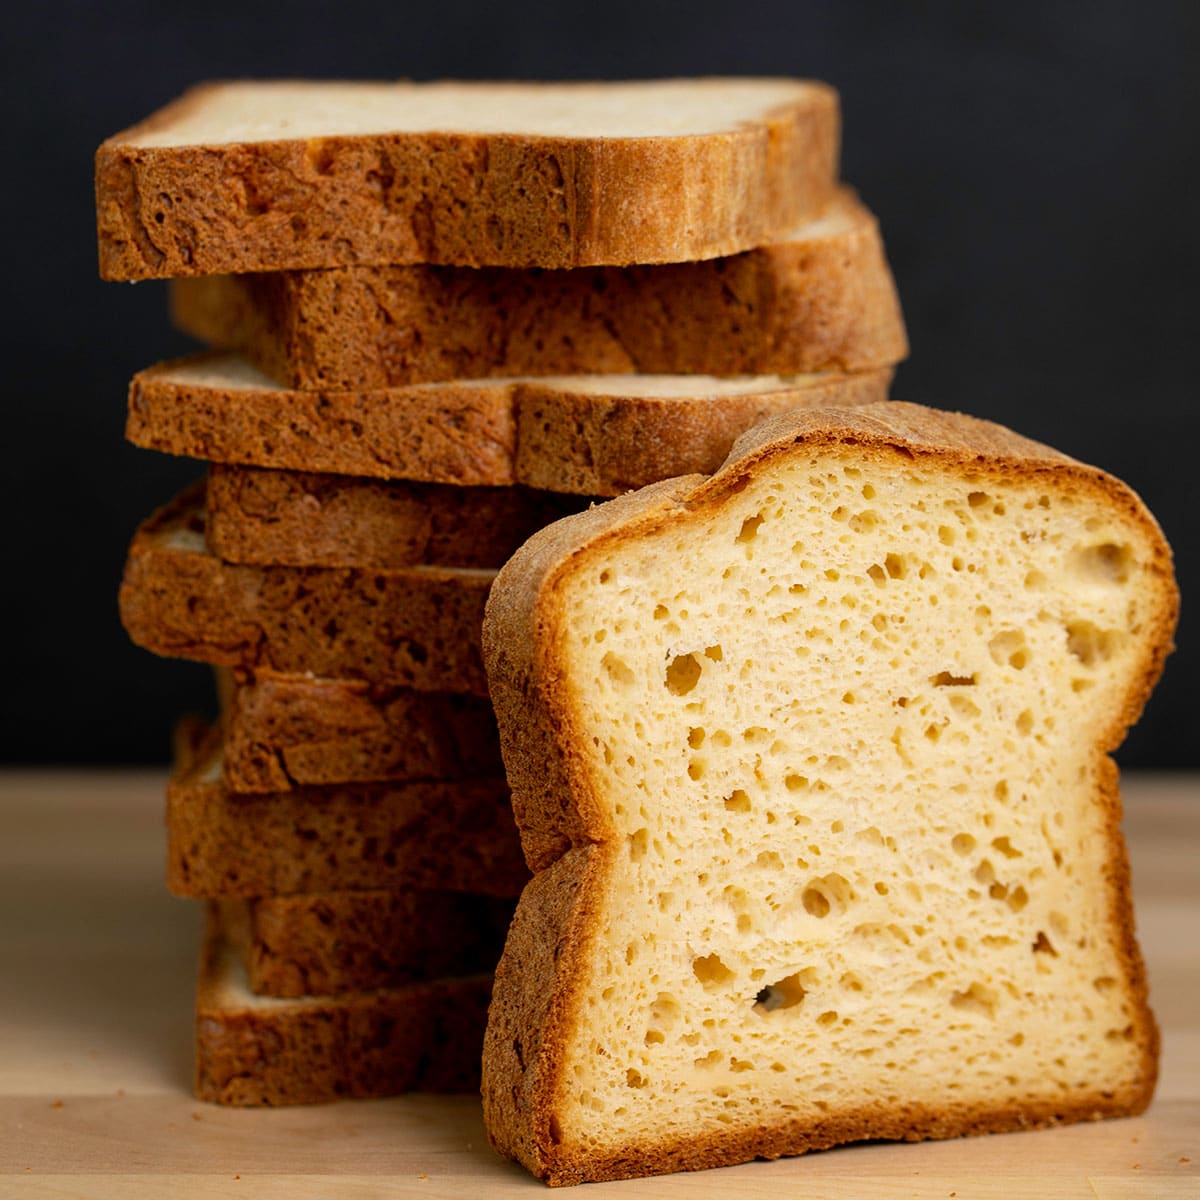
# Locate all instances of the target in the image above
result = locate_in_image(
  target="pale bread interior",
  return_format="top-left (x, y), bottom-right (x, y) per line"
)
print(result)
top-left (148, 353), bottom-right (834, 399)
top-left (549, 444), bottom-right (1165, 1155)
top-left (123, 79), bottom-right (823, 147)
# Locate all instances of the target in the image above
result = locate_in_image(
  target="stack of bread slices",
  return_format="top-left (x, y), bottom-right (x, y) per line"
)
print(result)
top-left (96, 79), bottom-right (906, 1105)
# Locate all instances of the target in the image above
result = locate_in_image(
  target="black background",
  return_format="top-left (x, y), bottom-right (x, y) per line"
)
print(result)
top-left (3, 0), bottom-right (1195, 766)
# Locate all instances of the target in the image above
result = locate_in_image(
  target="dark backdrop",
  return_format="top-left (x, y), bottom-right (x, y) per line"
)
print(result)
top-left (3, 0), bottom-right (1195, 765)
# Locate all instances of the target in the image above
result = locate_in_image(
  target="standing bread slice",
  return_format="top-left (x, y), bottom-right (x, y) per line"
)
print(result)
top-left (97, 78), bottom-right (838, 279)
top-left (481, 401), bottom-right (1177, 1185)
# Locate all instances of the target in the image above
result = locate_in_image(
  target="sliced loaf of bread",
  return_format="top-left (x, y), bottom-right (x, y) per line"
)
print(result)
top-left (168, 727), bottom-right (525, 899)
top-left (480, 401), bottom-right (1177, 1184)
top-left (97, 78), bottom-right (838, 279)
top-left (217, 667), bottom-right (501, 792)
top-left (127, 358), bottom-right (891, 494)
top-left (170, 189), bottom-right (904, 390)
top-left (197, 901), bottom-right (492, 1104)
top-left (206, 465), bottom-right (586, 569)
top-left (119, 483), bottom-right (494, 693)
top-left (242, 890), bottom-right (514, 997)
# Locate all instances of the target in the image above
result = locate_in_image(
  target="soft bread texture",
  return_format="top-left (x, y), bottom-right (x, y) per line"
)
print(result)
top-left (170, 189), bottom-right (905, 390)
top-left (197, 902), bottom-right (492, 1104)
top-left (480, 402), bottom-right (1177, 1185)
top-left (206, 465), bottom-right (587, 569)
top-left (243, 889), bottom-right (514, 997)
top-left (119, 482), bottom-right (494, 693)
top-left (168, 725), bottom-right (525, 898)
top-left (218, 667), bottom-right (502, 792)
top-left (127, 356), bottom-right (891, 495)
top-left (97, 78), bottom-right (838, 279)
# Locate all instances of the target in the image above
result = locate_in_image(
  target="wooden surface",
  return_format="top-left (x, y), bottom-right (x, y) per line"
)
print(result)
top-left (0, 770), bottom-right (1196, 1198)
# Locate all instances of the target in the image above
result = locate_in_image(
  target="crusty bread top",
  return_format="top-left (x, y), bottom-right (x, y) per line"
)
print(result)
top-left (111, 78), bottom-right (833, 146)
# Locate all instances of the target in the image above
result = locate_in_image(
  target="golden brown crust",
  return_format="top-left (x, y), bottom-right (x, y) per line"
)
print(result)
top-left (97, 80), bottom-right (839, 279)
top-left (169, 189), bottom-right (905, 389)
top-left (205, 464), bottom-right (587, 569)
top-left (167, 738), bottom-right (527, 899)
top-left (221, 668), bottom-right (502, 793)
top-left (480, 400), bottom-right (1177, 1184)
top-left (126, 355), bottom-right (893, 495)
top-left (118, 482), bottom-right (495, 693)
top-left (196, 904), bottom-right (494, 1105)
top-left (243, 890), bottom-right (514, 997)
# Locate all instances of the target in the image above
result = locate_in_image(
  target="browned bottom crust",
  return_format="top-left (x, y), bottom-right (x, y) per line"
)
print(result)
top-left (197, 904), bottom-right (492, 1105)
top-left (167, 731), bottom-right (526, 899)
top-left (119, 482), bottom-right (493, 694)
top-left (245, 889), bottom-right (515, 996)
top-left (168, 188), bottom-right (905, 389)
top-left (126, 356), bottom-right (893, 494)
top-left (527, 1093), bottom-right (1157, 1185)
top-left (219, 668), bottom-right (502, 792)
top-left (206, 464), bottom-right (588, 568)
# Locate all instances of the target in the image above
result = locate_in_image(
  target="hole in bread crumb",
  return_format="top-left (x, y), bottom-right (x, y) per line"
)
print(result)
top-left (694, 1050), bottom-right (723, 1068)
top-left (802, 888), bottom-right (830, 918)
top-left (753, 971), bottom-right (808, 1013)
top-left (736, 514), bottom-right (764, 543)
top-left (950, 982), bottom-right (998, 1018)
top-left (951, 833), bottom-right (976, 856)
top-left (692, 954), bottom-right (735, 988)
top-left (687, 727), bottom-right (705, 749)
top-left (817, 1011), bottom-right (839, 1026)
top-left (1032, 931), bottom-right (1058, 956)
top-left (665, 653), bottom-right (702, 695)
top-left (724, 790), bottom-right (751, 813)
top-left (653, 604), bottom-right (669, 620)
top-left (968, 491), bottom-right (990, 508)
top-left (625, 1068), bottom-right (648, 1088)
top-left (1016, 710), bottom-right (1035, 736)
top-left (1066, 621), bottom-right (1123, 667)
top-left (1007, 886), bottom-right (1029, 912)
top-left (991, 836), bottom-right (1022, 859)
top-left (1093, 976), bottom-right (1117, 993)
top-left (602, 652), bottom-right (635, 687)
top-left (931, 671), bottom-right (977, 687)
top-left (1071, 542), bottom-right (1132, 585)
top-left (989, 630), bottom-right (1028, 669)
top-left (704, 644), bottom-right (723, 662)
top-left (628, 828), bottom-right (649, 861)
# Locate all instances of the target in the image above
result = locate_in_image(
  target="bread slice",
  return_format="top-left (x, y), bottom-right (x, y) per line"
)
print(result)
top-left (218, 667), bottom-right (501, 792)
top-left (206, 464), bottom-right (587, 568)
top-left (243, 889), bottom-right (514, 997)
top-left (170, 189), bottom-right (905, 390)
top-left (197, 901), bottom-right (492, 1104)
top-left (126, 357), bottom-right (891, 495)
top-left (480, 401), bottom-right (1177, 1185)
top-left (119, 482), bottom-right (494, 693)
top-left (97, 78), bottom-right (838, 280)
top-left (168, 726), bottom-right (526, 898)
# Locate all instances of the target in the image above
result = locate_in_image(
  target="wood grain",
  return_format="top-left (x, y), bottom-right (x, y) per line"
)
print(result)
top-left (0, 770), bottom-right (1196, 1196)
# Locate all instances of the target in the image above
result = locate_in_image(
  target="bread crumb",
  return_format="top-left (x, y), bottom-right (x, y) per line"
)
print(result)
top-left (50, 1101), bottom-right (63, 1109)
top-left (418, 1174), bottom-right (429, 1181)
top-left (1181, 1156), bottom-right (1192, 1164)
top-left (191, 1111), bottom-right (203, 1121)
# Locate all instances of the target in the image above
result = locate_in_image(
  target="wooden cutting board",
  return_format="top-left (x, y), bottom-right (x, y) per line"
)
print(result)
top-left (1, 770), bottom-right (1196, 1198)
